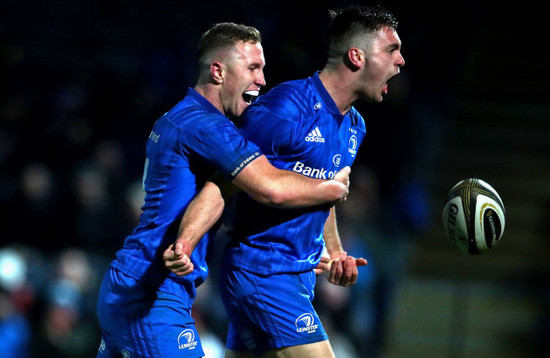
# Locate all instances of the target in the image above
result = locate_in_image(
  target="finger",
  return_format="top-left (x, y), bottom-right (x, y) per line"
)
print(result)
top-left (174, 242), bottom-right (184, 257)
top-left (331, 259), bottom-right (343, 284)
top-left (328, 259), bottom-right (337, 283)
top-left (349, 257), bottom-right (359, 285)
top-left (165, 254), bottom-right (189, 270)
top-left (162, 244), bottom-right (175, 262)
top-left (335, 166), bottom-right (351, 178)
top-left (334, 166), bottom-right (351, 185)
top-left (341, 256), bottom-right (354, 286)
top-left (356, 258), bottom-right (368, 266)
top-left (173, 263), bottom-right (191, 273)
top-left (174, 262), bottom-right (194, 276)
top-left (166, 260), bottom-right (184, 270)
top-left (170, 256), bottom-right (191, 272)
top-left (316, 262), bottom-right (329, 273)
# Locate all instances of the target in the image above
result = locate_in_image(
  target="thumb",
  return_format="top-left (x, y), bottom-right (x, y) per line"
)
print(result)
top-left (334, 166), bottom-right (351, 185)
top-left (335, 166), bottom-right (351, 178)
top-left (175, 242), bottom-right (184, 257)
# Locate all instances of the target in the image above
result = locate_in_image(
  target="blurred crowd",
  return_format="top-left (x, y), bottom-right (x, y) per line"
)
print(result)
top-left (0, 161), bottom-right (431, 357)
top-left (0, 1), bottom-right (449, 357)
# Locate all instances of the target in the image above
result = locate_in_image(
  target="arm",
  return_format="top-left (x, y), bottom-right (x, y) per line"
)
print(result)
top-left (163, 181), bottom-right (224, 276)
top-left (321, 206), bottom-right (367, 286)
top-left (163, 155), bottom-right (350, 275)
top-left (232, 156), bottom-right (350, 208)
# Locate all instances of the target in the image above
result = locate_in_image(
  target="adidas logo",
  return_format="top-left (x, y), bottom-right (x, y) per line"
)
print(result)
top-left (305, 127), bottom-right (325, 143)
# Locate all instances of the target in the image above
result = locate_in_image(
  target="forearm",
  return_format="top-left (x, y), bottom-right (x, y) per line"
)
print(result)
top-left (176, 181), bottom-right (224, 256)
top-left (232, 156), bottom-right (349, 208)
top-left (268, 171), bottom-right (348, 208)
top-left (322, 206), bottom-right (367, 286)
top-left (245, 172), bottom-right (344, 208)
top-left (323, 206), bottom-right (344, 255)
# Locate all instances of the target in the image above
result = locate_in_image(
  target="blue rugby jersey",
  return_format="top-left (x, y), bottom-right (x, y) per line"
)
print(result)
top-left (224, 72), bottom-right (366, 275)
top-left (111, 88), bottom-right (261, 300)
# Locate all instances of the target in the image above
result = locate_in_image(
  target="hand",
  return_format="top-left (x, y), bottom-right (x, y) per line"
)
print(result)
top-left (333, 166), bottom-right (351, 202)
top-left (162, 242), bottom-right (194, 276)
top-left (325, 251), bottom-right (367, 287)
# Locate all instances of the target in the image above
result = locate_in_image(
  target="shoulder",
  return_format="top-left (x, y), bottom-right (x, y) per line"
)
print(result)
top-left (165, 96), bottom-right (229, 132)
top-left (244, 78), bottom-right (319, 128)
top-left (257, 79), bottom-right (316, 116)
top-left (348, 107), bottom-right (366, 132)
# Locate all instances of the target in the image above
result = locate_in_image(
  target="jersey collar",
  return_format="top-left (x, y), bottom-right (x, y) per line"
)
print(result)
top-left (311, 71), bottom-right (343, 119)
top-left (187, 87), bottom-right (225, 116)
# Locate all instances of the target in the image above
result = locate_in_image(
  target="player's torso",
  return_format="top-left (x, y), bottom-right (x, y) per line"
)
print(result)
top-left (224, 76), bottom-right (366, 274)
top-left (274, 105), bottom-right (364, 179)
top-left (115, 93), bottom-right (219, 288)
top-left (139, 103), bottom-right (213, 227)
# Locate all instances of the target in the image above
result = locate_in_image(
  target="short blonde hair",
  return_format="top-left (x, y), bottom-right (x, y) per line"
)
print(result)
top-left (198, 22), bottom-right (261, 66)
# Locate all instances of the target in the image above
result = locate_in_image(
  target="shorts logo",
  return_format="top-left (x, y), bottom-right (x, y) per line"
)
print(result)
top-left (295, 313), bottom-right (319, 334)
top-left (97, 338), bottom-right (107, 355)
top-left (121, 349), bottom-right (131, 358)
top-left (178, 329), bottom-right (198, 350)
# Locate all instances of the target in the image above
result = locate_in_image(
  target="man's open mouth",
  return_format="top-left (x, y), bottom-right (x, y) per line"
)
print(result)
top-left (243, 90), bottom-right (259, 104)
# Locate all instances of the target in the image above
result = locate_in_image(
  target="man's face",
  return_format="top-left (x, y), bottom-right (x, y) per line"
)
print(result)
top-left (360, 26), bottom-right (405, 102)
top-left (220, 41), bottom-right (266, 117)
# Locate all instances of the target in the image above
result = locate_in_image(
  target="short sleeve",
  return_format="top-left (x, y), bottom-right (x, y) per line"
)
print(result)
top-left (185, 118), bottom-right (262, 179)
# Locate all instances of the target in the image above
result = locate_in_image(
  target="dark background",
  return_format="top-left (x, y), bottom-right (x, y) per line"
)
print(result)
top-left (1, 1), bottom-right (548, 357)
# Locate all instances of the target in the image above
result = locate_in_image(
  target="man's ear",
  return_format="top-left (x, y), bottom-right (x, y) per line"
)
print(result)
top-left (210, 61), bottom-right (224, 84)
top-left (346, 47), bottom-right (365, 70)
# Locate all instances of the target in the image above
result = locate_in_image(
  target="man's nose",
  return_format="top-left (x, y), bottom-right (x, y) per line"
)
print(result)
top-left (257, 71), bottom-right (266, 87)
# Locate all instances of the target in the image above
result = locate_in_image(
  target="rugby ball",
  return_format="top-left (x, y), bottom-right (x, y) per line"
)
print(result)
top-left (442, 178), bottom-right (505, 254)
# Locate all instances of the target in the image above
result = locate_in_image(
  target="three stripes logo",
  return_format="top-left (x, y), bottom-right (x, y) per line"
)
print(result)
top-left (305, 127), bottom-right (325, 143)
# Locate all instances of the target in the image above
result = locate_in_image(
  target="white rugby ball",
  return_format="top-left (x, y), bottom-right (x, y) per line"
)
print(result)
top-left (442, 178), bottom-right (505, 254)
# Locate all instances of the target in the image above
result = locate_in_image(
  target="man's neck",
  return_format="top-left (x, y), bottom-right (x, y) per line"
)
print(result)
top-left (194, 83), bottom-right (225, 115)
top-left (318, 68), bottom-right (356, 115)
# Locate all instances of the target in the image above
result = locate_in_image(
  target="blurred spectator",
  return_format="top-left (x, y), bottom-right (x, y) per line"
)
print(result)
top-left (32, 248), bottom-right (100, 358)
top-left (316, 164), bottom-right (429, 357)
top-left (7, 162), bottom-right (69, 251)
top-left (0, 247), bottom-right (32, 358)
top-left (193, 306), bottom-right (225, 358)
top-left (319, 313), bottom-right (359, 358)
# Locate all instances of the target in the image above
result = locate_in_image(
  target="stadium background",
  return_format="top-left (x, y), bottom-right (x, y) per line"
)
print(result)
top-left (1, 1), bottom-right (548, 357)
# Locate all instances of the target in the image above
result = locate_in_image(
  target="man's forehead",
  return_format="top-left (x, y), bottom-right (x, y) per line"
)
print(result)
top-left (371, 25), bottom-right (398, 39)
top-left (235, 41), bottom-right (263, 53)
top-left (380, 27), bottom-right (401, 43)
top-left (233, 41), bottom-right (265, 62)
top-left (364, 26), bottom-right (401, 50)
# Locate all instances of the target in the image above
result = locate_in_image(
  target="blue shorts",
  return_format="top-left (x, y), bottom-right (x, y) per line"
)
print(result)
top-left (96, 266), bottom-right (204, 358)
top-left (219, 265), bottom-right (328, 355)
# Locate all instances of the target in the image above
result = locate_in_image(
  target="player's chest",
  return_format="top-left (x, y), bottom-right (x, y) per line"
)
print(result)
top-left (290, 117), bottom-right (363, 176)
